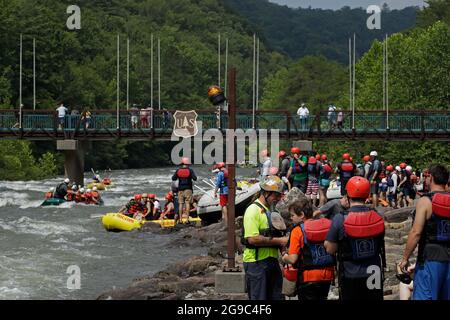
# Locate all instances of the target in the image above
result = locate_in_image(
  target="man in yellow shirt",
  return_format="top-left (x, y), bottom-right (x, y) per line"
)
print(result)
top-left (243, 175), bottom-right (289, 300)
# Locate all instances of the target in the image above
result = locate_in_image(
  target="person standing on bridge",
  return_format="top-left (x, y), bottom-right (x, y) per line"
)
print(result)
top-left (56, 103), bottom-right (68, 130)
top-left (297, 103), bottom-right (309, 130)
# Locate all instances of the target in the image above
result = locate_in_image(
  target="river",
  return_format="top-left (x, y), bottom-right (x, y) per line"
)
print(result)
top-left (0, 166), bottom-right (256, 300)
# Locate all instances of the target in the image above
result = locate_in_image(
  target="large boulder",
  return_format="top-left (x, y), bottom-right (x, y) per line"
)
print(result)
top-left (275, 187), bottom-right (309, 221)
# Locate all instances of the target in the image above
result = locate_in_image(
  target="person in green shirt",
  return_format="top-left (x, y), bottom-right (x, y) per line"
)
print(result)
top-left (287, 147), bottom-right (308, 193)
top-left (243, 175), bottom-right (289, 300)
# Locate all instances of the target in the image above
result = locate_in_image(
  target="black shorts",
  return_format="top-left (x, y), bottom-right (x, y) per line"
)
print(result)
top-left (340, 277), bottom-right (383, 300)
top-left (297, 281), bottom-right (331, 301)
top-left (370, 182), bottom-right (379, 194)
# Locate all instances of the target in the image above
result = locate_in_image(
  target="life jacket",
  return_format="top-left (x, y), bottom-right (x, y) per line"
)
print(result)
top-left (340, 210), bottom-right (385, 262)
top-left (66, 191), bottom-right (75, 201)
top-left (387, 174), bottom-right (395, 187)
top-left (75, 192), bottom-right (84, 203)
top-left (219, 169), bottom-right (228, 188)
top-left (291, 158), bottom-right (306, 174)
top-left (163, 201), bottom-right (175, 218)
top-left (417, 192), bottom-right (450, 262)
top-left (127, 199), bottom-right (143, 214)
top-left (307, 162), bottom-right (320, 176)
top-left (320, 163), bottom-right (332, 180)
top-left (84, 192), bottom-right (93, 204)
top-left (91, 191), bottom-right (100, 201)
top-left (176, 168), bottom-right (191, 179)
top-left (102, 178), bottom-right (111, 185)
top-left (297, 219), bottom-right (336, 270)
top-left (368, 159), bottom-right (382, 178)
top-left (45, 192), bottom-right (53, 199)
top-left (340, 161), bottom-right (354, 181)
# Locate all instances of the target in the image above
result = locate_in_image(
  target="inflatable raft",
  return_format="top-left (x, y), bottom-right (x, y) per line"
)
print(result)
top-left (101, 213), bottom-right (202, 232)
top-left (41, 198), bottom-right (66, 206)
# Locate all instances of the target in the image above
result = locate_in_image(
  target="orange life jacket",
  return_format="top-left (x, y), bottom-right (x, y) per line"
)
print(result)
top-left (45, 192), bottom-right (53, 199)
top-left (75, 192), bottom-right (84, 203)
top-left (66, 191), bottom-right (75, 201)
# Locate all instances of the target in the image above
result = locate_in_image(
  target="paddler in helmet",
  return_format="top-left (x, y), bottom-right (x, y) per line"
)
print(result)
top-left (119, 194), bottom-right (146, 218)
top-left (160, 192), bottom-right (175, 220)
top-left (172, 157), bottom-right (197, 224)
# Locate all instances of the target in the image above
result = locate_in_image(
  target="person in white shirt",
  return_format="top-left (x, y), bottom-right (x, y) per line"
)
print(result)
top-left (257, 149), bottom-right (273, 180)
top-left (296, 103), bottom-right (309, 130)
top-left (56, 103), bottom-right (68, 129)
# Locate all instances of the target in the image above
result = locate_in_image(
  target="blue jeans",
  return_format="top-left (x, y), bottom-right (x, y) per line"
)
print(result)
top-left (413, 260), bottom-right (450, 300)
top-left (244, 257), bottom-right (283, 300)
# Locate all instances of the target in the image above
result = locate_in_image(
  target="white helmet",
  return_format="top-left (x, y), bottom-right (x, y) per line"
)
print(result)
top-left (49, 187), bottom-right (55, 192)
top-left (370, 151), bottom-right (378, 157)
top-left (64, 178), bottom-right (70, 183)
top-left (95, 174), bottom-right (100, 179)
top-left (92, 186), bottom-right (98, 191)
top-left (80, 188), bottom-right (85, 193)
top-left (406, 165), bottom-right (412, 172)
top-left (395, 166), bottom-right (401, 172)
top-left (86, 189), bottom-right (92, 193)
top-left (71, 185), bottom-right (78, 191)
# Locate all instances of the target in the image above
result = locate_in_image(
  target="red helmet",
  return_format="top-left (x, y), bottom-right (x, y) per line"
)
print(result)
top-left (149, 194), bottom-right (156, 199)
top-left (291, 147), bottom-right (301, 154)
top-left (308, 156), bottom-right (317, 164)
top-left (349, 157), bottom-right (353, 162)
top-left (216, 162), bottom-right (225, 169)
top-left (342, 153), bottom-right (350, 160)
top-left (400, 162), bottom-right (407, 169)
top-left (363, 155), bottom-right (370, 162)
top-left (315, 154), bottom-right (321, 160)
top-left (165, 192), bottom-right (173, 201)
top-left (181, 157), bottom-right (190, 165)
top-left (346, 176), bottom-right (370, 199)
top-left (386, 165), bottom-right (394, 172)
top-left (278, 150), bottom-right (286, 158)
top-left (321, 154), bottom-right (327, 161)
top-left (134, 194), bottom-right (142, 201)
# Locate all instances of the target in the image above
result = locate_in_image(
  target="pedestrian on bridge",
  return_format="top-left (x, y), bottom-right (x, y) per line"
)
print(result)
top-left (56, 103), bottom-right (68, 130)
top-left (297, 103), bottom-right (309, 130)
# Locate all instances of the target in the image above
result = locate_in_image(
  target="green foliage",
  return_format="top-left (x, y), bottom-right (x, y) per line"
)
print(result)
top-left (260, 55), bottom-right (347, 112)
top-left (418, 0), bottom-right (450, 27)
top-left (354, 22), bottom-right (450, 110)
top-left (221, 0), bottom-right (418, 63)
top-left (0, 141), bottom-right (57, 180)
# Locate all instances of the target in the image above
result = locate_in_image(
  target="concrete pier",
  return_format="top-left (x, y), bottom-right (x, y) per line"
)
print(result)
top-left (57, 140), bottom-right (85, 186)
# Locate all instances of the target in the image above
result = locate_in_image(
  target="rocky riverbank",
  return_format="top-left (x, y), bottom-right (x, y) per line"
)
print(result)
top-left (97, 190), bottom-right (416, 300)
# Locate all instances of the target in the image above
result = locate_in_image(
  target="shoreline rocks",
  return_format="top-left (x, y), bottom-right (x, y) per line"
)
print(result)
top-left (98, 193), bottom-right (416, 300)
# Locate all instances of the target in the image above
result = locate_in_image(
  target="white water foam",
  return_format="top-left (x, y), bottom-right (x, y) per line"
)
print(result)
top-left (0, 216), bottom-right (88, 237)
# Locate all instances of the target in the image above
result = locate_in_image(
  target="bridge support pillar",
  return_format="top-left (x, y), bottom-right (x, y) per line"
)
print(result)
top-left (292, 140), bottom-right (313, 152)
top-left (57, 140), bottom-right (85, 186)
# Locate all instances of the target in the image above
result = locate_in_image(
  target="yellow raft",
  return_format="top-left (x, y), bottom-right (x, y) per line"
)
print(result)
top-left (101, 213), bottom-right (202, 232)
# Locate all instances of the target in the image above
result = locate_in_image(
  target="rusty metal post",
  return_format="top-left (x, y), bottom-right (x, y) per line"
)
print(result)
top-left (225, 68), bottom-right (237, 271)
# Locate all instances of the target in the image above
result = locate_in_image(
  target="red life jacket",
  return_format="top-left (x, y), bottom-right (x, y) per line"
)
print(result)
top-left (425, 193), bottom-right (450, 243)
top-left (91, 191), bottom-right (100, 201)
top-left (75, 192), bottom-right (84, 203)
top-left (128, 200), bottom-right (143, 214)
top-left (66, 191), bottom-right (75, 201)
top-left (85, 192), bottom-right (93, 204)
top-left (298, 219), bottom-right (336, 270)
top-left (177, 168), bottom-right (191, 179)
top-left (341, 210), bottom-right (385, 261)
top-left (340, 161), bottom-right (354, 180)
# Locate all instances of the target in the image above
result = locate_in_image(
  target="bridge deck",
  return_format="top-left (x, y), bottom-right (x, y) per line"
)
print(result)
top-left (0, 110), bottom-right (449, 141)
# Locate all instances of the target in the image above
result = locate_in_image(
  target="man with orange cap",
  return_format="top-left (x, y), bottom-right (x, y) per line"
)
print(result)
top-left (172, 157), bottom-right (197, 223)
top-left (325, 176), bottom-right (385, 300)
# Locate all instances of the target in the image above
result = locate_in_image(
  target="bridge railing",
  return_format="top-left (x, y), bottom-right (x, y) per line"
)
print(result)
top-left (0, 109), bottom-right (449, 136)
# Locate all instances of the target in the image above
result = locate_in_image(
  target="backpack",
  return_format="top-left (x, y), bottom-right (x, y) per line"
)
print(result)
top-left (387, 176), bottom-right (394, 187)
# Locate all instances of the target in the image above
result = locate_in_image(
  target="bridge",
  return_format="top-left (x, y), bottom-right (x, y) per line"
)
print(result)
top-left (2, 109), bottom-right (448, 185)
top-left (1, 109), bottom-right (449, 141)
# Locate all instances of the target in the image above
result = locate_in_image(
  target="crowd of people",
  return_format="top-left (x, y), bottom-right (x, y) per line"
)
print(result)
top-left (46, 178), bottom-right (102, 205)
top-left (259, 147), bottom-right (427, 210)
top-left (242, 162), bottom-right (450, 301)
